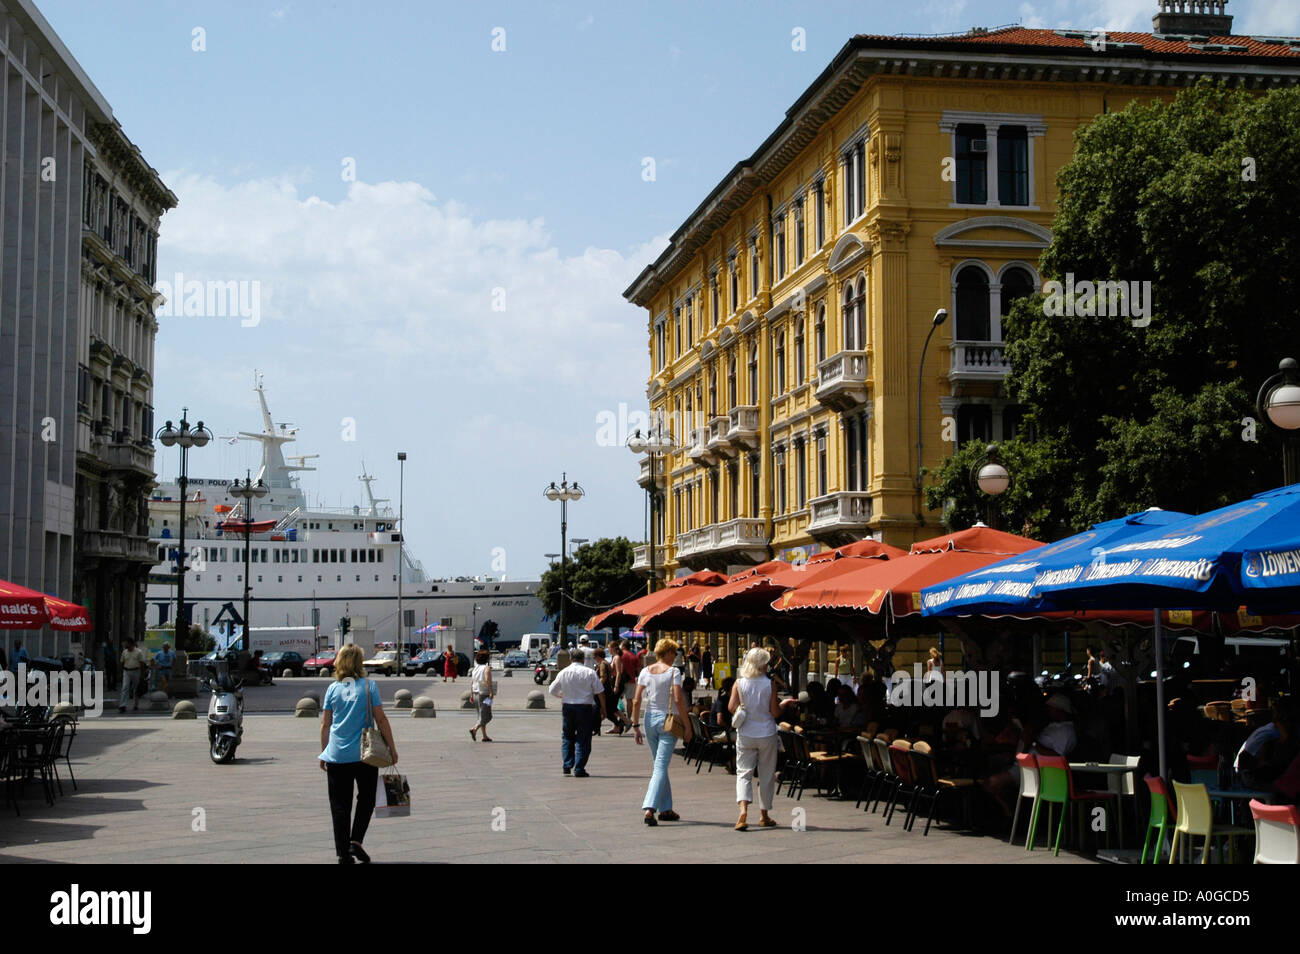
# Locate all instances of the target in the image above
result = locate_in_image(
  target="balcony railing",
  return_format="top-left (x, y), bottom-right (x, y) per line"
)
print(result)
top-left (726, 405), bottom-right (760, 450)
top-left (949, 340), bottom-right (1011, 383)
top-left (79, 530), bottom-right (156, 564)
top-left (686, 426), bottom-right (717, 464)
top-left (814, 350), bottom-right (871, 410)
top-left (637, 456), bottom-right (665, 490)
top-left (706, 415), bottom-right (735, 457)
top-left (807, 491), bottom-right (874, 543)
top-left (103, 440), bottom-right (155, 477)
top-left (632, 543), bottom-right (667, 572)
top-left (674, 518), bottom-right (769, 565)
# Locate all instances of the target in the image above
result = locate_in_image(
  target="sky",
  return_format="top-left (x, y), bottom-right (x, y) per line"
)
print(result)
top-left (36, 0), bottom-right (1300, 579)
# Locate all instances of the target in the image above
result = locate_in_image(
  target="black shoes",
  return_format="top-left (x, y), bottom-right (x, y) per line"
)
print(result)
top-left (350, 842), bottom-right (371, 864)
top-left (563, 767), bottom-right (572, 775)
top-left (574, 770), bottom-right (589, 778)
top-left (643, 812), bottom-right (657, 826)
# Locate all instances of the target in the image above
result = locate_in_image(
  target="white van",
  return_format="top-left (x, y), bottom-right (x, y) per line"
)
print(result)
top-left (519, 633), bottom-right (553, 663)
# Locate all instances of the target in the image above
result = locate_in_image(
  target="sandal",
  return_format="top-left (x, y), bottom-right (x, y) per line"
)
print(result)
top-left (657, 810), bottom-right (680, 822)
top-left (643, 811), bottom-right (658, 827)
top-left (469, 728), bottom-right (477, 741)
top-left (481, 736), bottom-right (493, 742)
top-left (735, 816), bottom-right (749, 831)
top-left (758, 817), bottom-right (777, 828)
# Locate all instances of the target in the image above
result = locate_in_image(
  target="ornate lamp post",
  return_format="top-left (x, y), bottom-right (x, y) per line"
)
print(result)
top-left (230, 471), bottom-right (268, 652)
top-left (971, 443), bottom-right (1010, 530)
top-left (916, 308), bottom-right (948, 519)
top-left (627, 423), bottom-right (677, 592)
top-left (543, 474), bottom-right (584, 651)
top-left (157, 411), bottom-right (211, 653)
top-left (1256, 358), bottom-right (1300, 484)
top-left (396, 451), bottom-right (406, 672)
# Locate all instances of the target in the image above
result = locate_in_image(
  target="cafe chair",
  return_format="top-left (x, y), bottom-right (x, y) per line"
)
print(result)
top-left (1, 731), bottom-right (22, 815)
top-left (1169, 781), bottom-right (1252, 864)
top-left (1142, 775), bottom-right (1176, 863)
top-left (1010, 752), bottom-right (1040, 848)
top-left (908, 742), bottom-right (973, 835)
top-left (884, 741), bottom-right (918, 828)
top-left (1106, 752), bottom-right (1141, 845)
top-left (1248, 800), bottom-right (1299, 865)
top-left (53, 716), bottom-right (78, 791)
top-left (777, 729), bottom-right (809, 799)
top-left (856, 735), bottom-right (884, 810)
top-left (1029, 755), bottom-right (1114, 855)
top-left (15, 723), bottom-right (64, 806)
top-left (870, 737), bottom-right (899, 815)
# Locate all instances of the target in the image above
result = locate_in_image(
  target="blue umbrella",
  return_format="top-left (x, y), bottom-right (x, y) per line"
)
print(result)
top-left (920, 508), bottom-right (1192, 618)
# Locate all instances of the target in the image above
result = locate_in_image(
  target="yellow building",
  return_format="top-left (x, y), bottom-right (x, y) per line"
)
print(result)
top-left (624, 3), bottom-right (1300, 584)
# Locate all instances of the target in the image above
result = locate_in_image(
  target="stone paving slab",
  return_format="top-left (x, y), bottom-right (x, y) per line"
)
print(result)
top-left (0, 708), bottom-right (1097, 864)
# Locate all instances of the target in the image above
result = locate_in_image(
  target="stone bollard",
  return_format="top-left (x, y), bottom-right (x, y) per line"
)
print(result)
top-left (295, 697), bottom-right (319, 718)
top-left (172, 700), bottom-right (196, 720)
top-left (52, 702), bottom-right (80, 720)
top-left (146, 690), bottom-right (169, 711)
top-left (411, 696), bottom-right (436, 718)
top-left (525, 689), bottom-right (546, 710)
top-left (304, 690), bottom-right (322, 706)
top-left (459, 690), bottom-right (475, 710)
top-left (394, 689), bottom-right (413, 709)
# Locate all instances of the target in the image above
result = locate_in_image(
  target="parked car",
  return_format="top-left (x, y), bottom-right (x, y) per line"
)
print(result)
top-left (303, 649), bottom-right (337, 676)
top-left (503, 650), bottom-right (530, 669)
top-left (402, 649), bottom-right (442, 676)
top-left (362, 650), bottom-right (399, 677)
top-left (261, 651), bottom-right (306, 678)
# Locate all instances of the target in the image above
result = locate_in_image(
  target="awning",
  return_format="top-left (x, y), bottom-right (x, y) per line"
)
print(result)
top-left (0, 579), bottom-right (93, 631)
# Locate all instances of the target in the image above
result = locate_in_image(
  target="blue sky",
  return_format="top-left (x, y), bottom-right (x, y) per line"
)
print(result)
top-left (37, 0), bottom-right (1300, 578)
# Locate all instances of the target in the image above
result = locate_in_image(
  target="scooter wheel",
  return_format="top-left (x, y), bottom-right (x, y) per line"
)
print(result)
top-left (211, 737), bottom-right (237, 764)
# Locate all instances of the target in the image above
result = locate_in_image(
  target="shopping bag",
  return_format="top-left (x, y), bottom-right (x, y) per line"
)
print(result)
top-left (374, 769), bottom-right (410, 819)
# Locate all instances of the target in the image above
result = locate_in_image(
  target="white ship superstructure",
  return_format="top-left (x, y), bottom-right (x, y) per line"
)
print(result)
top-left (146, 379), bottom-right (545, 647)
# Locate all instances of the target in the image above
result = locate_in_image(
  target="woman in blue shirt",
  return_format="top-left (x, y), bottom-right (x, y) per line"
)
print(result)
top-left (320, 644), bottom-right (398, 864)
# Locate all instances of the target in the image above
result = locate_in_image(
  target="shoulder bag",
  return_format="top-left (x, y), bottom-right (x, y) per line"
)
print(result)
top-left (731, 679), bottom-right (748, 733)
top-left (660, 669), bottom-right (687, 739)
top-left (360, 678), bottom-right (394, 767)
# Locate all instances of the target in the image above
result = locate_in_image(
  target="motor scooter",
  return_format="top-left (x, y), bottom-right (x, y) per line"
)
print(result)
top-left (202, 657), bottom-right (244, 764)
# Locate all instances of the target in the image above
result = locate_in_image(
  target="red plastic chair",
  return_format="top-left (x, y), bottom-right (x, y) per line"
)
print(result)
top-left (1249, 800), bottom-right (1300, 865)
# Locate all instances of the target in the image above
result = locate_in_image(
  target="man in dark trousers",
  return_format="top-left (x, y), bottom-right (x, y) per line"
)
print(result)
top-left (547, 647), bottom-right (606, 777)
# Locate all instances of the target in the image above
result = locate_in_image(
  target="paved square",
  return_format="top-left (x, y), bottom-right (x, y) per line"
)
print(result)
top-left (0, 676), bottom-right (1096, 864)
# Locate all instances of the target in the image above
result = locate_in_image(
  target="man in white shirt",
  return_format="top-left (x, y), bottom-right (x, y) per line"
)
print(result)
top-left (548, 648), bottom-right (607, 777)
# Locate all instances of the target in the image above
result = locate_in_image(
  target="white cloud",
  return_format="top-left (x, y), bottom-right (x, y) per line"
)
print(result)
top-left (152, 172), bottom-right (666, 577)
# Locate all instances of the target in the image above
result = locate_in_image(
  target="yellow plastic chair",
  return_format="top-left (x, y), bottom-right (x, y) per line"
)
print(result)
top-left (1168, 781), bottom-right (1253, 864)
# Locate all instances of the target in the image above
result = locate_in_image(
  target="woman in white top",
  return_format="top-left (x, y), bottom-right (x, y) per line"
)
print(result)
top-left (469, 650), bottom-right (494, 742)
top-left (728, 647), bottom-right (783, 831)
top-left (632, 637), bottom-right (693, 826)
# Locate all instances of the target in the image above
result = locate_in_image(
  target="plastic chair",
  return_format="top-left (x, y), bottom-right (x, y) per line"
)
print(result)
top-left (1027, 754), bottom-right (1070, 855)
top-left (1106, 753), bottom-right (1141, 846)
top-left (1169, 781), bottom-right (1253, 864)
top-left (1249, 800), bottom-right (1300, 864)
top-left (1142, 775), bottom-right (1175, 863)
top-left (1009, 752), bottom-right (1040, 847)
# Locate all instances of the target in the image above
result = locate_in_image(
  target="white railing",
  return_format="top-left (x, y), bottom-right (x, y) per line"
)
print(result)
top-left (808, 492), bottom-right (874, 531)
top-left (727, 405), bottom-right (759, 445)
top-left (950, 340), bottom-right (1011, 378)
top-left (816, 351), bottom-right (870, 389)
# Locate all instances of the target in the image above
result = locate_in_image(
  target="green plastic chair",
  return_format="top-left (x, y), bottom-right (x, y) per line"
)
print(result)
top-left (1142, 774), bottom-right (1174, 863)
top-left (1027, 755), bottom-right (1070, 855)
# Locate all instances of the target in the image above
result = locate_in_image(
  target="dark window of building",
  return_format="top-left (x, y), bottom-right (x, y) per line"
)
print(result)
top-left (956, 266), bottom-right (991, 340)
top-left (955, 123), bottom-right (988, 205)
top-left (998, 126), bottom-right (1029, 206)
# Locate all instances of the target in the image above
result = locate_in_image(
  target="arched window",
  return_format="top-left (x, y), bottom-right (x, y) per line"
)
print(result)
top-left (727, 355), bottom-right (737, 408)
top-left (842, 284), bottom-right (856, 350)
top-left (709, 368), bottom-right (717, 416)
top-left (795, 318), bottom-right (806, 385)
top-left (748, 341), bottom-right (759, 403)
top-left (774, 333), bottom-right (786, 395)
top-left (854, 278), bottom-right (867, 351)
top-left (1000, 266), bottom-right (1035, 323)
top-left (955, 265), bottom-right (991, 341)
top-left (815, 305), bottom-right (826, 363)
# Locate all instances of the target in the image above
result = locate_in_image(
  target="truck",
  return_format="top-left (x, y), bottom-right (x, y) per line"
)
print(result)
top-left (246, 626), bottom-right (318, 656)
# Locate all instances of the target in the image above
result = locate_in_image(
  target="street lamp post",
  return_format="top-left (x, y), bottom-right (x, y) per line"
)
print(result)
top-left (543, 474), bottom-right (584, 650)
top-left (230, 471), bottom-right (268, 654)
top-left (1256, 357), bottom-right (1300, 484)
top-left (627, 423), bottom-right (677, 592)
top-left (971, 443), bottom-right (1011, 530)
top-left (157, 411), bottom-right (212, 654)
top-left (396, 452), bottom-right (406, 673)
top-left (916, 308), bottom-right (948, 520)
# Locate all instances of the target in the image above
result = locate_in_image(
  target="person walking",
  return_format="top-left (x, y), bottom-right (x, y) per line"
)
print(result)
top-left (617, 638), bottom-right (641, 727)
top-left (153, 642), bottom-right (175, 696)
top-left (687, 642), bottom-right (701, 683)
top-left (701, 644), bottom-right (714, 688)
top-left (469, 649), bottom-right (495, 742)
top-left (729, 647), bottom-right (782, 830)
top-left (548, 647), bottom-right (606, 776)
top-left (632, 638), bottom-right (693, 826)
top-left (319, 644), bottom-right (397, 864)
top-left (118, 638), bottom-right (147, 712)
top-left (442, 646), bottom-right (458, 683)
top-left (593, 647), bottom-right (622, 734)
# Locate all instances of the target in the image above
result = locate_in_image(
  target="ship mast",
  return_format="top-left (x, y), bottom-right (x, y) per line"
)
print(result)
top-left (358, 461), bottom-right (391, 517)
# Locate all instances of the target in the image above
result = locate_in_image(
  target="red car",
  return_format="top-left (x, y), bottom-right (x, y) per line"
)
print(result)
top-left (303, 649), bottom-right (337, 676)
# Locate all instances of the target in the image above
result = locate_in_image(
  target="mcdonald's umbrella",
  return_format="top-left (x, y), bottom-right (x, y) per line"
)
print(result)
top-left (919, 508), bottom-right (1192, 619)
top-left (772, 526), bottom-right (1042, 616)
top-left (585, 569), bottom-right (728, 631)
top-left (0, 579), bottom-right (92, 631)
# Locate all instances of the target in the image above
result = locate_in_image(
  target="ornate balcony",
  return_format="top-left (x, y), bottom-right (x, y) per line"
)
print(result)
top-left (949, 340), bottom-right (1011, 385)
top-left (632, 543), bottom-right (667, 573)
top-left (807, 491), bottom-right (875, 545)
top-left (706, 415), bottom-right (735, 458)
top-left (814, 351), bottom-right (871, 410)
top-left (637, 456), bottom-right (665, 490)
top-left (686, 426), bottom-right (717, 464)
top-left (78, 530), bottom-right (157, 565)
top-left (726, 405), bottom-right (760, 450)
top-left (674, 517), bottom-right (769, 568)
top-left (103, 440), bottom-right (155, 478)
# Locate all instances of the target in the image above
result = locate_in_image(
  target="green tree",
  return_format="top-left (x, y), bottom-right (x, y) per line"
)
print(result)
top-left (538, 536), bottom-right (643, 628)
top-left (927, 82), bottom-right (1300, 538)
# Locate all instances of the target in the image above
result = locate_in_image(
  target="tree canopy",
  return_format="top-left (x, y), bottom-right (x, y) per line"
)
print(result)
top-left (538, 536), bottom-right (643, 627)
top-left (926, 82), bottom-right (1300, 538)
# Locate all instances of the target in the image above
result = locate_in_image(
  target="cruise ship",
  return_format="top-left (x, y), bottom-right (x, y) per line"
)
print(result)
top-left (145, 379), bottom-right (546, 649)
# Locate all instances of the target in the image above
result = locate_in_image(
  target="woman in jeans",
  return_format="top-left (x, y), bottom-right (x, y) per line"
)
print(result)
top-left (632, 637), bottom-right (693, 826)
top-left (469, 649), bottom-right (494, 742)
top-left (729, 647), bottom-right (782, 831)
top-left (319, 644), bottom-right (398, 863)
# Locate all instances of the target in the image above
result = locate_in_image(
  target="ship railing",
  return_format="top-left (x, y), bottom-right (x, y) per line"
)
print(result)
top-left (274, 507), bottom-right (303, 531)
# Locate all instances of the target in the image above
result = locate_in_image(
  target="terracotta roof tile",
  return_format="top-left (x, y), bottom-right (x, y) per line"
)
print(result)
top-left (854, 25), bottom-right (1300, 58)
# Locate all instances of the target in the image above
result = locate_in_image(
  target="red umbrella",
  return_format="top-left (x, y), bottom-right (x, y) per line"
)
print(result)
top-left (0, 578), bottom-right (92, 631)
top-left (585, 570), bottom-right (727, 631)
top-left (773, 527), bottom-right (1043, 617)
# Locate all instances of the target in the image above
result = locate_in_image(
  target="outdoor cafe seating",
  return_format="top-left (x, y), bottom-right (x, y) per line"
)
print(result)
top-left (1, 706), bottom-right (79, 815)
